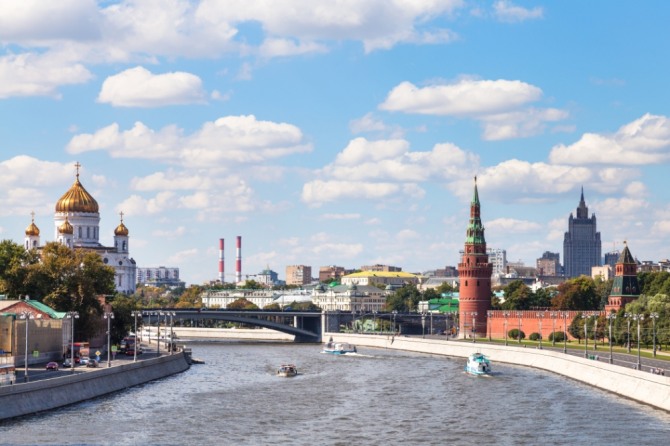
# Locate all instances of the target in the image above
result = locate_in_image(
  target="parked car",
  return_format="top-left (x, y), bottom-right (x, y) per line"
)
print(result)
top-left (63, 358), bottom-right (73, 367)
top-left (86, 359), bottom-right (99, 368)
top-left (79, 357), bottom-right (91, 366)
top-left (125, 348), bottom-right (143, 356)
top-left (46, 361), bottom-right (59, 371)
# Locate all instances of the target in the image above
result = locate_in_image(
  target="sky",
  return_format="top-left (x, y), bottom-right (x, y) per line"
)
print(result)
top-left (1, 1), bottom-right (670, 286)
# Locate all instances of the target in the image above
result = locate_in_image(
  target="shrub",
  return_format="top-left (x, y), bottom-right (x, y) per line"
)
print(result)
top-left (529, 332), bottom-right (541, 341)
top-left (508, 328), bottom-right (526, 340)
top-left (548, 331), bottom-right (566, 342)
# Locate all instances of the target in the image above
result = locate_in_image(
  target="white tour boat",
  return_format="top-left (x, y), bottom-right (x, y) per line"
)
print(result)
top-left (276, 364), bottom-right (298, 377)
top-left (322, 341), bottom-right (357, 355)
top-left (465, 353), bottom-right (491, 375)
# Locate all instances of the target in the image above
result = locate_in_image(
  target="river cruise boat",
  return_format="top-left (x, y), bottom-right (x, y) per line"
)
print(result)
top-left (322, 341), bottom-right (357, 355)
top-left (276, 364), bottom-right (298, 377)
top-left (465, 353), bottom-right (491, 376)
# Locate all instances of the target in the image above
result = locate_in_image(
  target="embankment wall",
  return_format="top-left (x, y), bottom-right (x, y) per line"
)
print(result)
top-left (326, 333), bottom-right (670, 413)
top-left (173, 327), bottom-right (293, 341)
top-left (0, 352), bottom-right (190, 421)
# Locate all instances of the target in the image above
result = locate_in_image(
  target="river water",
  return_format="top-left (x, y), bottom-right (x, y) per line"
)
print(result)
top-left (1, 342), bottom-right (669, 445)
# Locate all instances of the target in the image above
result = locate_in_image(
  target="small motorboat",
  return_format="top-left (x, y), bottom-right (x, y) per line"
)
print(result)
top-left (277, 364), bottom-right (298, 377)
top-left (322, 341), bottom-right (357, 355)
top-left (465, 353), bottom-right (491, 376)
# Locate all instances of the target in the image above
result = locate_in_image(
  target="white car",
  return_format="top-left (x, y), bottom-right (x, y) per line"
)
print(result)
top-left (79, 357), bottom-right (91, 365)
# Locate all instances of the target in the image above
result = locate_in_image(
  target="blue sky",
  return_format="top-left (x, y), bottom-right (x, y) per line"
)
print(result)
top-left (1, 1), bottom-right (670, 285)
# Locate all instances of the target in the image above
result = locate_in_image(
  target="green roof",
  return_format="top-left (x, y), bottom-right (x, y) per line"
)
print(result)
top-left (26, 301), bottom-right (66, 319)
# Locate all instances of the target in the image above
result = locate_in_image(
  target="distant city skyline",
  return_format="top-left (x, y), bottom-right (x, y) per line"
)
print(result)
top-left (1, 2), bottom-right (670, 285)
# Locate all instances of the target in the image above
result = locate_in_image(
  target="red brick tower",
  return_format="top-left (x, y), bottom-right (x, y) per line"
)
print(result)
top-left (604, 242), bottom-right (640, 313)
top-left (458, 177), bottom-right (493, 339)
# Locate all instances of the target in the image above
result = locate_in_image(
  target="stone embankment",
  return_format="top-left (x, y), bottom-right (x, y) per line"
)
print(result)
top-left (173, 327), bottom-right (293, 341)
top-left (0, 352), bottom-right (190, 421)
top-left (328, 333), bottom-right (670, 413)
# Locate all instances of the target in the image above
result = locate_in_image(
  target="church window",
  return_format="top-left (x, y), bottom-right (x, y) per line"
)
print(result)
top-left (103, 257), bottom-right (108, 264)
top-left (123, 241), bottom-right (126, 251)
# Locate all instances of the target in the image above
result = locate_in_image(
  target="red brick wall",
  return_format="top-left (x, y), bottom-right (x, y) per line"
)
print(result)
top-left (485, 310), bottom-right (601, 341)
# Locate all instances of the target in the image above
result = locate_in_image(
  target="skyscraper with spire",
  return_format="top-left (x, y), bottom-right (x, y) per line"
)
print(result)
top-left (563, 188), bottom-right (601, 278)
top-left (458, 177), bottom-right (493, 339)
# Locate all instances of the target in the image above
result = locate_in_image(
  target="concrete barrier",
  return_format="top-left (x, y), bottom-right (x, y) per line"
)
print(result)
top-left (0, 352), bottom-right (190, 421)
top-left (173, 327), bottom-right (293, 341)
top-left (327, 333), bottom-right (670, 413)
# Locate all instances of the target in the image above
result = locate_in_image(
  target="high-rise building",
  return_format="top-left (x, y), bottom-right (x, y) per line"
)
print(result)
top-left (605, 243), bottom-right (640, 313)
top-left (563, 188), bottom-right (601, 278)
top-left (537, 251), bottom-right (561, 276)
top-left (604, 250), bottom-right (620, 270)
top-left (285, 265), bottom-right (312, 286)
top-left (458, 178), bottom-right (493, 339)
top-left (319, 265), bottom-right (346, 283)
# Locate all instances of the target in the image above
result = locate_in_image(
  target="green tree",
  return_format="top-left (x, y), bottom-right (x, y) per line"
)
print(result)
top-left (501, 280), bottom-right (532, 310)
top-left (552, 276), bottom-right (598, 310)
top-left (175, 285), bottom-right (203, 308)
top-left (109, 294), bottom-right (142, 343)
top-left (386, 284), bottom-right (421, 312)
top-left (0, 240), bottom-right (41, 298)
top-left (227, 298), bottom-right (259, 310)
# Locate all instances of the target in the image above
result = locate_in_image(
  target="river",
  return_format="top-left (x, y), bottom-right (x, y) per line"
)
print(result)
top-left (1, 342), bottom-right (669, 445)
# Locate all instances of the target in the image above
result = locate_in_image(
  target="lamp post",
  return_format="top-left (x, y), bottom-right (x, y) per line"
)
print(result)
top-left (486, 310), bottom-right (492, 341)
top-left (104, 311), bottom-right (114, 367)
top-left (65, 311), bottom-right (79, 373)
top-left (650, 312), bottom-right (659, 358)
top-left (470, 311), bottom-right (478, 343)
top-left (550, 311), bottom-right (557, 347)
top-left (581, 313), bottom-right (589, 358)
top-left (157, 311), bottom-right (163, 356)
top-left (421, 313), bottom-right (426, 339)
top-left (635, 313), bottom-right (644, 370)
top-left (536, 312), bottom-right (544, 350)
top-left (19, 311), bottom-right (41, 382)
top-left (131, 311), bottom-right (141, 362)
top-left (624, 312), bottom-right (632, 353)
top-left (392, 310), bottom-right (398, 334)
top-left (429, 311), bottom-right (433, 336)
top-left (503, 311), bottom-right (510, 346)
top-left (168, 311), bottom-right (176, 354)
top-left (516, 311), bottom-right (523, 344)
top-left (372, 310), bottom-right (377, 334)
top-left (606, 312), bottom-right (616, 364)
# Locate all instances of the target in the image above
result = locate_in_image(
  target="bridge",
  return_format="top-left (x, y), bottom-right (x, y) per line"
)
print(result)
top-left (140, 309), bottom-right (323, 343)
top-left (138, 309), bottom-right (455, 342)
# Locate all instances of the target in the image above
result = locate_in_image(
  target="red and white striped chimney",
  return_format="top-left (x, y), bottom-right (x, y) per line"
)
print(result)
top-left (218, 238), bottom-right (224, 283)
top-left (235, 236), bottom-right (242, 283)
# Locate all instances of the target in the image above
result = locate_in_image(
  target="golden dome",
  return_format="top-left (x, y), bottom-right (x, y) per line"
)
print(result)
top-left (58, 218), bottom-right (74, 235)
top-left (25, 213), bottom-right (40, 236)
top-left (55, 165), bottom-right (99, 213)
top-left (114, 222), bottom-right (129, 236)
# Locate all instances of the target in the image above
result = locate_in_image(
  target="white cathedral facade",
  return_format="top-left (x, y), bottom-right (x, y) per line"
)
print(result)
top-left (23, 164), bottom-right (137, 294)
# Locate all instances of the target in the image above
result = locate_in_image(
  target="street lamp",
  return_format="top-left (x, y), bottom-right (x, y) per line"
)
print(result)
top-left (650, 312), bottom-right (659, 358)
top-left (421, 313), bottom-right (426, 339)
top-left (168, 311), bottom-right (176, 354)
top-left (392, 310), bottom-right (398, 334)
top-left (65, 311), bottom-right (79, 373)
top-left (562, 311), bottom-right (568, 354)
top-left (624, 312), bottom-right (632, 353)
top-left (131, 311), bottom-right (141, 362)
top-left (429, 311), bottom-right (433, 336)
top-left (634, 313), bottom-right (644, 370)
top-left (157, 311), bottom-right (164, 356)
top-left (550, 311), bottom-right (558, 347)
top-left (593, 315), bottom-right (598, 351)
top-left (469, 311), bottom-right (478, 343)
top-left (606, 312), bottom-right (616, 364)
top-left (536, 312), bottom-right (544, 350)
top-left (104, 311), bottom-right (114, 368)
top-left (19, 311), bottom-right (41, 382)
top-left (372, 310), bottom-right (377, 334)
top-left (581, 313), bottom-right (589, 358)
top-left (516, 311), bottom-right (523, 344)
top-left (502, 311), bottom-right (510, 346)
top-left (487, 310), bottom-right (492, 341)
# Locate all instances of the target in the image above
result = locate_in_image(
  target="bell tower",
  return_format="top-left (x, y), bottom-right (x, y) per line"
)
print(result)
top-left (458, 177), bottom-right (493, 339)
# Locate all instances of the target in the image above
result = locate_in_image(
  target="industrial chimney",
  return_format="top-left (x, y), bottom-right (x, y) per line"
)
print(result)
top-left (218, 238), bottom-right (224, 283)
top-left (235, 236), bottom-right (242, 283)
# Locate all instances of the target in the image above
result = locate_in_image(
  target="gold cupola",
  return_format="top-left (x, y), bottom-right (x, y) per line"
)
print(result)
top-left (114, 212), bottom-right (129, 236)
top-left (55, 162), bottom-right (99, 213)
top-left (25, 212), bottom-right (40, 236)
top-left (58, 217), bottom-right (74, 235)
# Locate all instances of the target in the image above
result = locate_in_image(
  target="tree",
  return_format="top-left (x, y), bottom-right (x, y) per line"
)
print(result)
top-left (0, 239), bottom-right (41, 298)
top-left (227, 298), bottom-right (259, 310)
top-left (109, 294), bottom-right (142, 344)
top-left (568, 313), bottom-right (585, 342)
top-left (501, 280), bottom-right (532, 310)
top-left (422, 288), bottom-right (440, 301)
top-left (435, 282), bottom-right (454, 295)
top-left (552, 276), bottom-right (599, 310)
top-left (175, 285), bottom-right (203, 308)
top-left (386, 284), bottom-right (421, 312)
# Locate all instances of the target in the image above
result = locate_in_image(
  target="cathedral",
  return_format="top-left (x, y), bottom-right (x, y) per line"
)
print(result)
top-left (23, 163), bottom-right (137, 294)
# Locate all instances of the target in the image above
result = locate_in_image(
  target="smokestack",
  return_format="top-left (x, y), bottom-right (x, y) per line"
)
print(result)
top-left (218, 238), bottom-right (225, 283)
top-left (236, 236), bottom-right (242, 283)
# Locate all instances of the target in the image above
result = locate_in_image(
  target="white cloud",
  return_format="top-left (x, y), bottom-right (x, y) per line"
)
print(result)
top-left (98, 66), bottom-right (206, 107)
top-left (116, 192), bottom-right (177, 216)
top-left (480, 108), bottom-right (570, 141)
top-left (486, 218), bottom-right (542, 233)
top-left (66, 115), bottom-right (312, 167)
top-left (167, 248), bottom-right (199, 265)
top-left (379, 79), bottom-right (542, 116)
top-left (152, 226), bottom-right (187, 238)
top-left (259, 38), bottom-right (328, 58)
top-left (493, 1), bottom-right (543, 23)
top-left (0, 52), bottom-right (92, 98)
top-left (320, 213), bottom-right (361, 220)
top-left (549, 114), bottom-right (670, 165)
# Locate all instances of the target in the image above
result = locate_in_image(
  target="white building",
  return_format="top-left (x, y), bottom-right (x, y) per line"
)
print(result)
top-left (311, 283), bottom-right (388, 312)
top-left (137, 267), bottom-right (183, 287)
top-left (24, 164), bottom-right (137, 294)
top-left (341, 271), bottom-right (419, 289)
